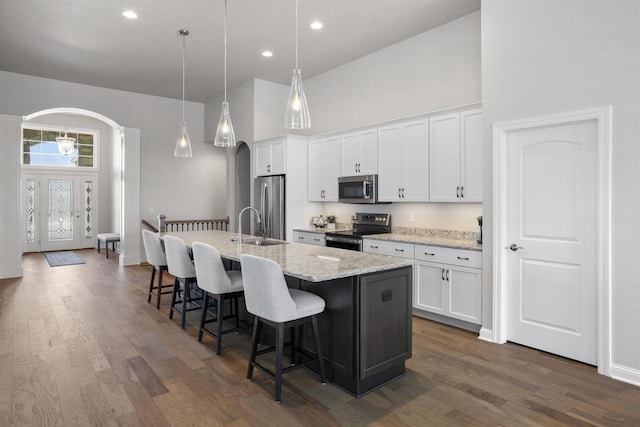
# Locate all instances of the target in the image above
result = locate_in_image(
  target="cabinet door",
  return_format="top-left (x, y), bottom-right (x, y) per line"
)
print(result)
top-left (377, 124), bottom-right (402, 201)
top-left (308, 139), bottom-right (325, 201)
top-left (461, 109), bottom-right (483, 202)
top-left (446, 266), bottom-right (482, 324)
top-left (255, 142), bottom-right (272, 177)
top-left (340, 132), bottom-right (359, 175)
top-left (270, 140), bottom-right (286, 175)
top-left (400, 119), bottom-right (429, 202)
top-left (429, 113), bottom-right (461, 202)
top-left (358, 129), bottom-right (378, 175)
top-left (415, 262), bottom-right (446, 314)
top-left (323, 136), bottom-right (341, 201)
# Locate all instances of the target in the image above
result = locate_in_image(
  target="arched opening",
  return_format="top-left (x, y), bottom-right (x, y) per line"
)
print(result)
top-left (234, 141), bottom-right (251, 233)
top-left (20, 107), bottom-right (140, 266)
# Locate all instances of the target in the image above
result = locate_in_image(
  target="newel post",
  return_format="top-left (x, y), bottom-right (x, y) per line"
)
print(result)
top-left (157, 214), bottom-right (167, 233)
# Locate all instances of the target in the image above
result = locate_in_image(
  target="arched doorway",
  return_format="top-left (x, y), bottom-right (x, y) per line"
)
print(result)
top-left (234, 141), bottom-right (251, 233)
top-left (20, 107), bottom-right (141, 266)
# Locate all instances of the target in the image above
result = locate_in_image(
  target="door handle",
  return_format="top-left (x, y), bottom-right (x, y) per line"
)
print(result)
top-left (509, 244), bottom-right (523, 251)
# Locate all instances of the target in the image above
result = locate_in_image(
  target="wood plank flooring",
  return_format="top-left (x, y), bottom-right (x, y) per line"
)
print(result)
top-left (1, 249), bottom-right (639, 426)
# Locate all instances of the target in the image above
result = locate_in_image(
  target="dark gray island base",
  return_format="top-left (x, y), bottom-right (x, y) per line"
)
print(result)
top-left (166, 230), bottom-right (413, 398)
top-left (299, 266), bottom-right (413, 397)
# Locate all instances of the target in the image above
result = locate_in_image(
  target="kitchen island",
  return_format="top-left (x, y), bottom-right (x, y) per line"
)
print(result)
top-left (165, 230), bottom-right (413, 397)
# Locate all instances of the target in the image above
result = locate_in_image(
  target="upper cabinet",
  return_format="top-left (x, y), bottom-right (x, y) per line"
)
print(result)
top-left (255, 137), bottom-right (286, 177)
top-left (378, 119), bottom-right (429, 202)
top-left (308, 136), bottom-right (340, 202)
top-left (429, 109), bottom-right (482, 202)
top-left (340, 128), bottom-right (377, 176)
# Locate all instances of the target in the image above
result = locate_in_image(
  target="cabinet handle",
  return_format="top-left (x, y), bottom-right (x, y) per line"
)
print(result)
top-left (395, 248), bottom-right (404, 252)
top-left (424, 252), bottom-right (435, 256)
top-left (398, 188), bottom-right (401, 198)
top-left (446, 270), bottom-right (450, 281)
top-left (313, 238), bottom-right (320, 242)
top-left (441, 269), bottom-right (445, 281)
top-left (456, 186), bottom-right (460, 198)
top-left (402, 188), bottom-right (405, 198)
top-left (370, 245), bottom-right (379, 249)
top-left (460, 186), bottom-right (464, 198)
top-left (298, 236), bottom-right (304, 240)
top-left (355, 163), bottom-right (358, 172)
top-left (457, 256), bottom-right (469, 261)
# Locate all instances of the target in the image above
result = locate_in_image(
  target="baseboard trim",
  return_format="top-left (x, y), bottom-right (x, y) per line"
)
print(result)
top-left (119, 254), bottom-right (141, 266)
top-left (478, 327), bottom-right (494, 343)
top-left (610, 364), bottom-right (640, 387)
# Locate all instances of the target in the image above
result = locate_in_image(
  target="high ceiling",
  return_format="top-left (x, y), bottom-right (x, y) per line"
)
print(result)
top-left (0, 0), bottom-right (480, 103)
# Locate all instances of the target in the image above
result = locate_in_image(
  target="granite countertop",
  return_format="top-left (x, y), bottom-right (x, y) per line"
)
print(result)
top-left (363, 233), bottom-right (482, 251)
top-left (293, 226), bottom-right (351, 234)
top-left (164, 230), bottom-right (412, 283)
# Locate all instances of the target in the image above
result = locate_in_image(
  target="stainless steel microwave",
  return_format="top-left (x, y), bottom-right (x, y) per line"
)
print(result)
top-left (338, 175), bottom-right (381, 204)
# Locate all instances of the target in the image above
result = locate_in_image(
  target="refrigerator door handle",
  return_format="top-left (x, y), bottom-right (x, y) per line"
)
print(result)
top-left (262, 182), bottom-right (269, 237)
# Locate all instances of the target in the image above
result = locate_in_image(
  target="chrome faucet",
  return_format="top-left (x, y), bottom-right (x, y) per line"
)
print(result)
top-left (237, 206), bottom-right (262, 244)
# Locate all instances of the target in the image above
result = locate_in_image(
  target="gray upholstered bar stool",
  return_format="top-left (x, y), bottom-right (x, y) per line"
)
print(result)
top-left (240, 254), bottom-right (327, 403)
top-left (192, 242), bottom-right (244, 355)
top-left (164, 235), bottom-right (200, 329)
top-left (141, 230), bottom-right (173, 309)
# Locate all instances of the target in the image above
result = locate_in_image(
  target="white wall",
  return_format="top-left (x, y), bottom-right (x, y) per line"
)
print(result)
top-left (482, 0), bottom-right (640, 376)
top-left (254, 79), bottom-right (290, 141)
top-left (301, 11), bottom-right (482, 231)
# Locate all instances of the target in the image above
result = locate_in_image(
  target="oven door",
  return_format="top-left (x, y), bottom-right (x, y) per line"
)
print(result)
top-left (325, 234), bottom-right (362, 251)
top-left (338, 175), bottom-right (376, 204)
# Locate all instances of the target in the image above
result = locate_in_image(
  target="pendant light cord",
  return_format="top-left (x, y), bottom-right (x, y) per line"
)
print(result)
top-left (295, 0), bottom-right (299, 68)
top-left (182, 33), bottom-right (186, 123)
top-left (224, 0), bottom-right (228, 102)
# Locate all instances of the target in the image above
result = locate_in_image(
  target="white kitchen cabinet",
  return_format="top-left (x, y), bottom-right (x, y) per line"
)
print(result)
top-left (293, 230), bottom-right (325, 246)
top-left (308, 136), bottom-right (340, 201)
top-left (414, 245), bottom-right (481, 325)
top-left (429, 109), bottom-right (482, 202)
top-left (340, 128), bottom-right (377, 176)
top-left (362, 239), bottom-right (414, 259)
top-left (378, 119), bottom-right (429, 202)
top-left (255, 137), bottom-right (285, 177)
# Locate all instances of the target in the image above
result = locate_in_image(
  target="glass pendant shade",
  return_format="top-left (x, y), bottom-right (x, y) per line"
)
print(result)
top-left (284, 68), bottom-right (310, 129)
top-left (214, 101), bottom-right (236, 147)
top-left (56, 131), bottom-right (75, 156)
top-left (174, 121), bottom-right (192, 157)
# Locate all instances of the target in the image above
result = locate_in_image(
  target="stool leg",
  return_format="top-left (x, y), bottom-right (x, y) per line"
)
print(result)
top-left (274, 323), bottom-right (284, 403)
top-left (290, 326), bottom-right (296, 365)
top-left (169, 277), bottom-right (179, 320)
top-left (198, 293), bottom-right (210, 342)
top-left (216, 295), bottom-right (224, 356)
top-left (311, 315), bottom-right (327, 385)
top-left (233, 296), bottom-right (240, 328)
top-left (105, 241), bottom-right (109, 258)
top-left (97, 239), bottom-right (101, 253)
top-left (156, 268), bottom-right (164, 309)
top-left (148, 267), bottom-right (156, 303)
top-left (180, 279), bottom-right (188, 329)
top-left (247, 317), bottom-right (261, 380)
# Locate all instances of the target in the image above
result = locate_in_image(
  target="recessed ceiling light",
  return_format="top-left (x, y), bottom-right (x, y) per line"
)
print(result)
top-left (122, 10), bottom-right (138, 19)
top-left (262, 51), bottom-right (273, 58)
top-left (310, 21), bottom-right (323, 30)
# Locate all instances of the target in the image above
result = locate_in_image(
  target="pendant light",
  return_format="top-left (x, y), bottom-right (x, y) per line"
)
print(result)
top-left (284, 0), bottom-right (310, 129)
top-left (213, 0), bottom-right (236, 147)
top-left (174, 29), bottom-right (193, 158)
top-left (56, 123), bottom-right (75, 156)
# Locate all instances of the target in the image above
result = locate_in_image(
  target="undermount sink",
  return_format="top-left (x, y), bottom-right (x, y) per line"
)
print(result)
top-left (237, 238), bottom-right (288, 247)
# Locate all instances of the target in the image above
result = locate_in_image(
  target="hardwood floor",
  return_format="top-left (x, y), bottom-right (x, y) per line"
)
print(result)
top-left (1, 249), bottom-right (639, 426)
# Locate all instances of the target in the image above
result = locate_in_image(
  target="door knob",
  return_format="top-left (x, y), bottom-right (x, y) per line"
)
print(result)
top-left (509, 244), bottom-right (523, 251)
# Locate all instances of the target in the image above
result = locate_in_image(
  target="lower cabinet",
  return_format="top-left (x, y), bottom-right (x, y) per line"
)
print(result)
top-left (292, 230), bottom-right (325, 246)
top-left (414, 261), bottom-right (481, 325)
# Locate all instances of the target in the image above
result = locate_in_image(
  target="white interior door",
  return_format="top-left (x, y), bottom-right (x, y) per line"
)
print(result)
top-left (506, 121), bottom-right (597, 365)
top-left (23, 173), bottom-right (98, 252)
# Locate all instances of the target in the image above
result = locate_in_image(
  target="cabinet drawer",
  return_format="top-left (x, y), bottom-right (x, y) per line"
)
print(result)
top-left (415, 245), bottom-right (481, 268)
top-left (293, 231), bottom-right (325, 246)
top-left (363, 239), bottom-right (414, 259)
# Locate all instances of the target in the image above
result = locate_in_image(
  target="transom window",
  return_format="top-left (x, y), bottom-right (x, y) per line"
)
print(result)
top-left (22, 126), bottom-right (97, 168)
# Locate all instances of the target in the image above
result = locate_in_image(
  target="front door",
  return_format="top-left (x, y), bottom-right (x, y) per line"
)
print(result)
top-left (23, 173), bottom-right (98, 252)
top-left (506, 120), bottom-right (598, 365)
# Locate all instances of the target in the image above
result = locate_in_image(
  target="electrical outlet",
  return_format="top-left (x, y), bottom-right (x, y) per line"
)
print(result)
top-left (409, 212), bottom-right (415, 222)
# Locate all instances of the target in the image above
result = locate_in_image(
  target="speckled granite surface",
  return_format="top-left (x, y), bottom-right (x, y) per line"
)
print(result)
top-left (164, 230), bottom-right (412, 282)
top-left (293, 224), bottom-right (352, 234)
top-left (294, 226), bottom-right (482, 251)
top-left (365, 232), bottom-right (482, 251)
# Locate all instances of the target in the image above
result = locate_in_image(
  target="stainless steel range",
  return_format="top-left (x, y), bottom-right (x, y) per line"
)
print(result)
top-left (324, 213), bottom-right (391, 251)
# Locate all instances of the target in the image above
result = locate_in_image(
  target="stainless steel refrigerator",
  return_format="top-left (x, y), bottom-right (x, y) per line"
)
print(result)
top-left (253, 175), bottom-right (285, 240)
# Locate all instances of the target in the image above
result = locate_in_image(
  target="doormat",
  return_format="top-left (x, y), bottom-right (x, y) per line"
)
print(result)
top-left (44, 251), bottom-right (86, 267)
